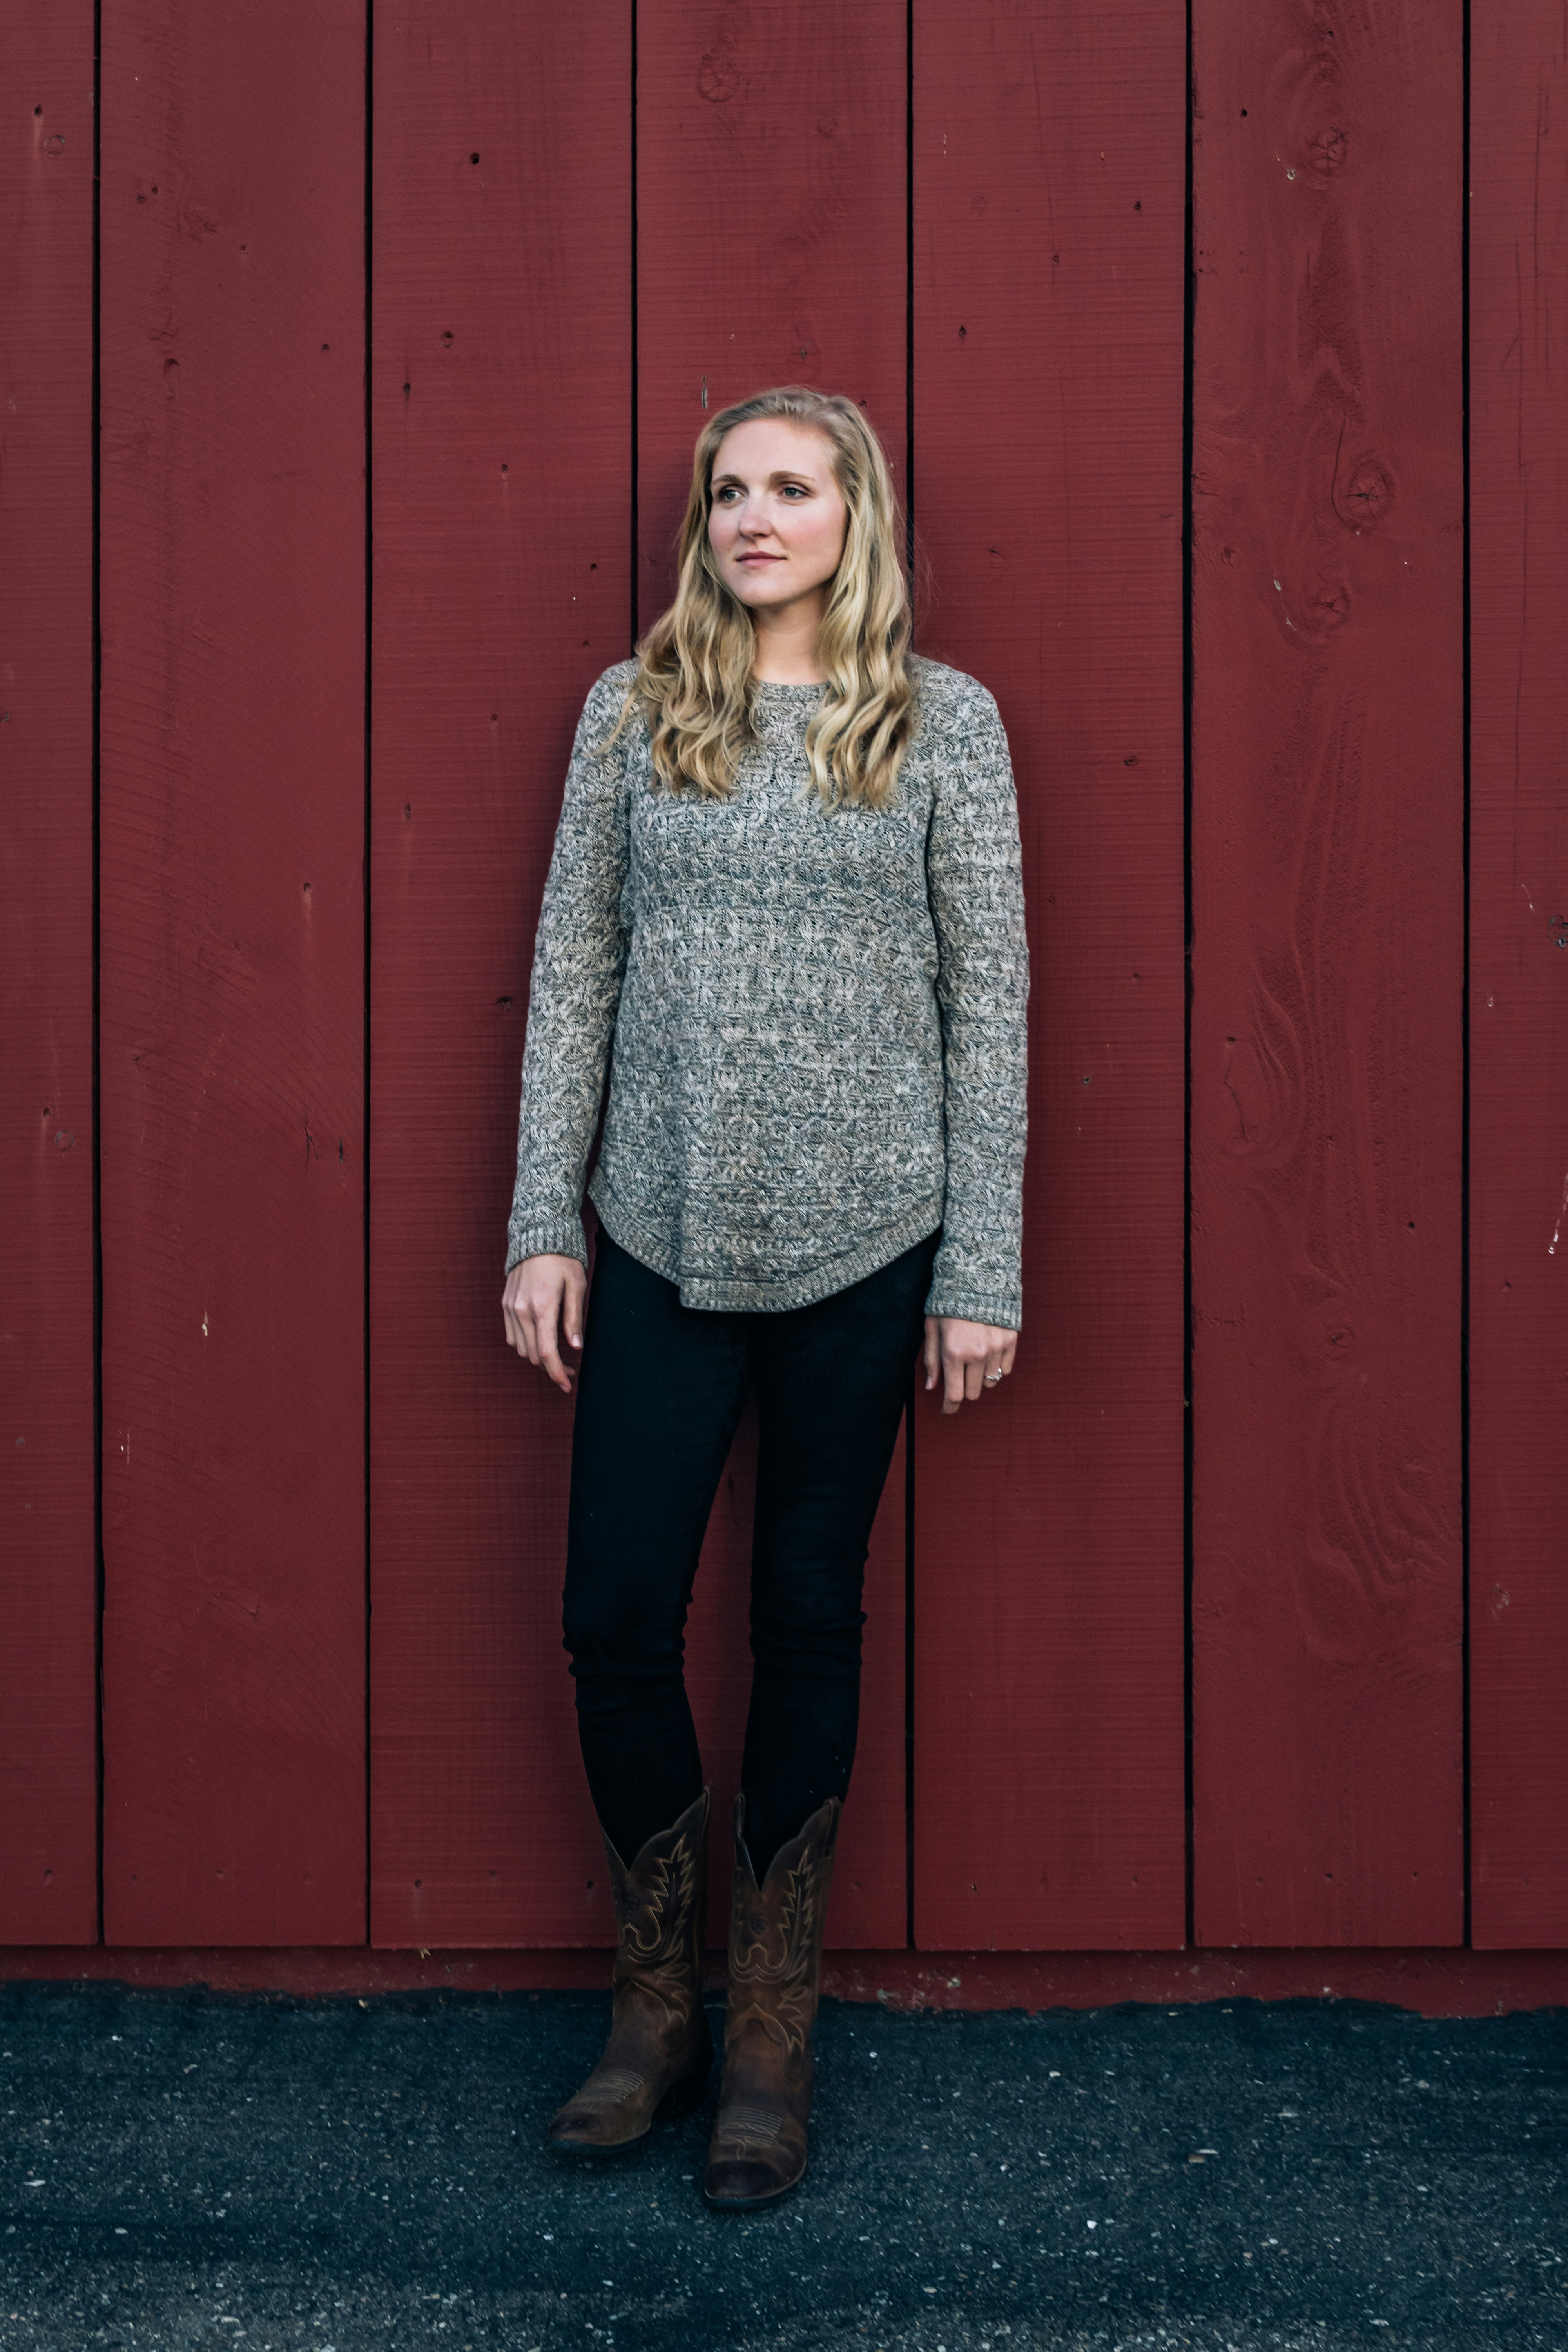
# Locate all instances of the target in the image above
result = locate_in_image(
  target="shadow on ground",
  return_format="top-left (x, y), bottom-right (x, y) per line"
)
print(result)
top-left (1, 1983), bottom-right (1564, 2350)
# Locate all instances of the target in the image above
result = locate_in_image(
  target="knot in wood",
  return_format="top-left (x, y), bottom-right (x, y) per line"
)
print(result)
top-left (1334, 459), bottom-right (1392, 530)
top-left (1307, 582), bottom-right (1351, 631)
top-left (698, 44), bottom-right (741, 104)
top-left (1309, 124), bottom-right (1347, 174)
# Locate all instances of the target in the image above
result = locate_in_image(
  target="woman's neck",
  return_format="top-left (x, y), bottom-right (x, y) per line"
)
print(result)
top-left (749, 597), bottom-right (827, 685)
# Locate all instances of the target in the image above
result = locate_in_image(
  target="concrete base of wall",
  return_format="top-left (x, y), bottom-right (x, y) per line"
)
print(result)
top-left (3, 1944), bottom-right (1565, 2016)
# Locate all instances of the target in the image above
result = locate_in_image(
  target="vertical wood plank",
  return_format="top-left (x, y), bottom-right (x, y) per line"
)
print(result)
top-left (99, 2), bottom-right (367, 1943)
top-left (370, 0), bottom-right (632, 1946)
top-left (1189, 0), bottom-right (1464, 1944)
top-left (911, 0), bottom-right (1188, 1949)
top-left (0, 0), bottom-right (98, 1942)
top-left (1469, 0), bottom-right (1568, 1948)
top-left (637, 0), bottom-right (910, 1948)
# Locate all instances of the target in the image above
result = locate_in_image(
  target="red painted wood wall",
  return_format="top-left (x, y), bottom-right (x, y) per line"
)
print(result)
top-left (1190, 0), bottom-right (1466, 1945)
top-left (98, 2), bottom-right (367, 1945)
top-left (1469, 0), bottom-right (1568, 1949)
top-left (1, 0), bottom-right (98, 1943)
top-left (2, 0), bottom-right (1564, 1966)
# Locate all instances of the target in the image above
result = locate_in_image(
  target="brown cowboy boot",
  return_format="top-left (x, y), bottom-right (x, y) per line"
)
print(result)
top-left (547, 1786), bottom-right (713, 2155)
top-left (702, 1792), bottom-right (841, 2209)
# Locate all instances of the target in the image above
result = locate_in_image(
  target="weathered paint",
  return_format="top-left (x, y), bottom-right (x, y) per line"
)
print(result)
top-left (98, 1), bottom-right (368, 1943)
top-left (0, 0), bottom-right (99, 1942)
top-left (1190, 0), bottom-right (1465, 1944)
top-left (1468, 0), bottom-right (1568, 1948)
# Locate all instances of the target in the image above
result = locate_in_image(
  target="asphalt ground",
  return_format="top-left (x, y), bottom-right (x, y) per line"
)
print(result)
top-left (1, 1982), bottom-right (1564, 2352)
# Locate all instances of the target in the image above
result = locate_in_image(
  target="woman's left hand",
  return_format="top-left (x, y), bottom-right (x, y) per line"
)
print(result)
top-left (923, 1316), bottom-right (1018, 1415)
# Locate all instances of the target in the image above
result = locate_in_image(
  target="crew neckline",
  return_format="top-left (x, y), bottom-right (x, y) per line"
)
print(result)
top-left (751, 676), bottom-right (826, 695)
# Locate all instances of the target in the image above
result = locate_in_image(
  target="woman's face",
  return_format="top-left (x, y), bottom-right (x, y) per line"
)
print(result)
top-left (706, 419), bottom-right (848, 615)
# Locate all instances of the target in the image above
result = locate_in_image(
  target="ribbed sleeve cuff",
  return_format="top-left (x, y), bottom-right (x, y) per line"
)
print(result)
top-left (504, 1218), bottom-right (588, 1277)
top-left (924, 1282), bottom-right (1022, 1331)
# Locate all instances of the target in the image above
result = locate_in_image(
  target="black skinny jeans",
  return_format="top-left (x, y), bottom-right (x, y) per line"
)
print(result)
top-left (562, 1226), bottom-right (938, 1877)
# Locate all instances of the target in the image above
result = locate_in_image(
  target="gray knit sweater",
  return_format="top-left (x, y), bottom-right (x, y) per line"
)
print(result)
top-left (505, 656), bottom-right (1029, 1326)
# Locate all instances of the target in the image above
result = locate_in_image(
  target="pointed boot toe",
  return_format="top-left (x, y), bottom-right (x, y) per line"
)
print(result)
top-left (703, 2089), bottom-right (809, 2205)
top-left (703, 2154), bottom-right (798, 2209)
top-left (548, 2032), bottom-right (712, 2153)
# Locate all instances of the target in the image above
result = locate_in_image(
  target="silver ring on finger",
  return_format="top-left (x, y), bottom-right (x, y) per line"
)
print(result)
top-left (984, 1371), bottom-right (1002, 1384)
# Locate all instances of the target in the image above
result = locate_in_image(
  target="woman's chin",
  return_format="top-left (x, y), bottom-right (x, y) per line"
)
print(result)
top-left (728, 577), bottom-right (789, 608)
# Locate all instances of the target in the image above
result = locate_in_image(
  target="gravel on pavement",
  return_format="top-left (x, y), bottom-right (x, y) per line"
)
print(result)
top-left (1, 1981), bottom-right (1564, 2351)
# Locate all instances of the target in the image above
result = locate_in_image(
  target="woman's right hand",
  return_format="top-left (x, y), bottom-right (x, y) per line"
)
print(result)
top-left (502, 1253), bottom-right (587, 1393)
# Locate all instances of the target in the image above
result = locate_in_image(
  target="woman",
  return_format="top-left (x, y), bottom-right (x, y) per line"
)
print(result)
top-left (501, 385), bottom-right (1028, 2209)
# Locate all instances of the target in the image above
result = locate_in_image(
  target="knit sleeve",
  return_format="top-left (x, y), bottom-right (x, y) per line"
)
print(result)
top-left (923, 682), bottom-right (1030, 1328)
top-left (504, 667), bottom-right (636, 1274)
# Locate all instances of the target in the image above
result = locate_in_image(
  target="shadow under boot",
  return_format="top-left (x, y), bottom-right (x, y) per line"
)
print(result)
top-left (703, 1791), bottom-right (841, 2210)
top-left (547, 1785), bottom-right (714, 2155)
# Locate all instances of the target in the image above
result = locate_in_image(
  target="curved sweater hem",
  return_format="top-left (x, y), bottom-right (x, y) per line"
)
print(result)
top-left (588, 1173), bottom-right (944, 1314)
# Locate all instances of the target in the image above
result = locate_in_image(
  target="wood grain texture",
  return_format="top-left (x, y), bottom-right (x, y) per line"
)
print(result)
top-left (370, 0), bottom-right (633, 1947)
top-left (911, 0), bottom-right (1187, 1949)
top-left (0, 0), bottom-right (98, 1942)
top-left (1189, 0), bottom-right (1464, 1945)
top-left (1469, 0), bottom-right (1568, 1948)
top-left (636, 0), bottom-right (911, 1947)
top-left (98, 2), bottom-right (367, 1943)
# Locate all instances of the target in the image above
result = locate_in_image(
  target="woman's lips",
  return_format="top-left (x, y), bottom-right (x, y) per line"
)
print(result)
top-left (736, 552), bottom-right (784, 564)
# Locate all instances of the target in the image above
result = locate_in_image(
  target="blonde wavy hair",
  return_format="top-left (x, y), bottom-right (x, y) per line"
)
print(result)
top-left (606, 386), bottom-right (917, 810)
